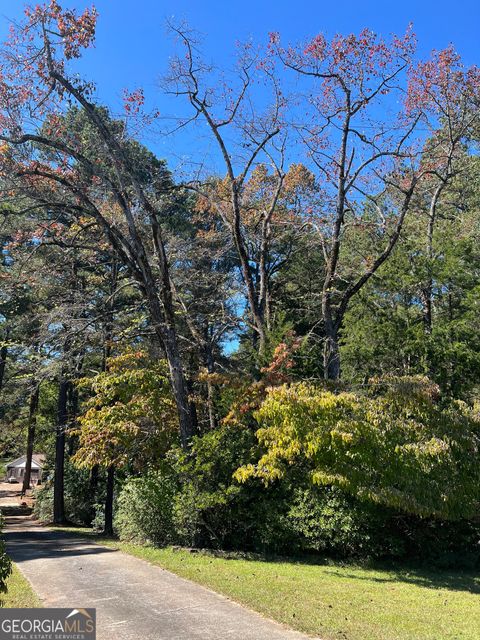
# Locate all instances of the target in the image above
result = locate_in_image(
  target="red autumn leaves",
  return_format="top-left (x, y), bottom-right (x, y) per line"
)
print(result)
top-left (24, 1), bottom-right (97, 60)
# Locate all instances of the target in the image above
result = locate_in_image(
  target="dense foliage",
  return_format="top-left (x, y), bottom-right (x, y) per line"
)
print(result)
top-left (110, 420), bottom-right (479, 566)
top-left (114, 469), bottom-right (177, 545)
top-left (236, 380), bottom-right (480, 520)
top-left (1, 2), bottom-right (480, 568)
top-left (73, 352), bottom-right (176, 470)
top-left (0, 515), bottom-right (12, 595)
top-left (33, 461), bottom-right (101, 526)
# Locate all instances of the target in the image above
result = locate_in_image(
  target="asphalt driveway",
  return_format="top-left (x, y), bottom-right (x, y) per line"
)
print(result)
top-left (3, 516), bottom-right (315, 640)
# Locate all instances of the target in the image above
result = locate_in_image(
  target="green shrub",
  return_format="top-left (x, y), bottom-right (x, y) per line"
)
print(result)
top-left (33, 462), bottom-right (98, 525)
top-left (237, 381), bottom-right (480, 521)
top-left (171, 483), bottom-right (202, 546)
top-left (284, 484), bottom-right (480, 565)
top-left (64, 464), bottom-right (97, 525)
top-left (383, 515), bottom-right (480, 569)
top-left (90, 502), bottom-right (106, 533)
top-left (33, 484), bottom-right (53, 522)
top-left (114, 469), bottom-right (177, 545)
top-left (0, 514), bottom-right (12, 594)
top-left (171, 423), bottom-right (297, 552)
top-left (288, 486), bottom-right (380, 557)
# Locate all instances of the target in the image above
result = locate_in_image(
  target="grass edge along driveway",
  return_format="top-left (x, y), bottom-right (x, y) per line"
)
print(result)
top-left (1, 563), bottom-right (42, 608)
top-left (53, 528), bottom-right (479, 640)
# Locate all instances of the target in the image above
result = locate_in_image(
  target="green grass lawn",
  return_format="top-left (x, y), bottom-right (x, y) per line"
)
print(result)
top-left (57, 528), bottom-right (479, 640)
top-left (0, 564), bottom-right (41, 608)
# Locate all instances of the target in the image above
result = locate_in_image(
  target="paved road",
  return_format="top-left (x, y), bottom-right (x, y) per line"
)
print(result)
top-left (0, 481), bottom-right (22, 506)
top-left (3, 516), bottom-right (315, 640)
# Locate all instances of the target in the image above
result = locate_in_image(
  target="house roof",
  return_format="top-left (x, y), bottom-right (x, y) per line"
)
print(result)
top-left (6, 454), bottom-right (46, 469)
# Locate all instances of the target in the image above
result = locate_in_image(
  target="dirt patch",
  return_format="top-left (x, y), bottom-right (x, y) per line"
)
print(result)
top-left (0, 481), bottom-right (22, 505)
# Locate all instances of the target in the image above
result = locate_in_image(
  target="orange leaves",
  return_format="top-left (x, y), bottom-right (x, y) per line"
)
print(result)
top-left (261, 330), bottom-right (303, 385)
top-left (193, 191), bottom-right (213, 215)
top-left (122, 87), bottom-right (145, 115)
top-left (4, 219), bottom-right (68, 251)
top-left (42, 112), bottom-right (67, 139)
top-left (406, 45), bottom-right (480, 120)
top-left (24, 1), bottom-right (98, 60)
top-left (1, 3), bottom-right (97, 135)
top-left (246, 163), bottom-right (269, 190)
top-left (283, 163), bottom-right (315, 195)
top-left (193, 177), bottom-right (233, 220)
top-left (273, 26), bottom-right (416, 96)
top-left (304, 34), bottom-right (327, 61)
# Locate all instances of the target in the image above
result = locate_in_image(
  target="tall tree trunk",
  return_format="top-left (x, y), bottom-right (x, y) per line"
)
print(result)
top-left (205, 346), bottom-right (217, 431)
top-left (422, 183), bottom-right (444, 335)
top-left (421, 286), bottom-right (433, 335)
top-left (45, 66), bottom-right (197, 452)
top-left (422, 202), bottom-right (436, 335)
top-left (104, 465), bottom-right (115, 536)
top-left (323, 325), bottom-right (341, 381)
top-left (0, 327), bottom-right (9, 397)
top-left (53, 377), bottom-right (69, 525)
top-left (95, 272), bottom-right (119, 531)
top-left (148, 223), bottom-right (199, 447)
top-left (87, 464), bottom-right (99, 526)
top-left (149, 293), bottom-right (197, 447)
top-left (22, 382), bottom-right (40, 493)
top-left (230, 191), bottom-right (267, 355)
top-left (165, 336), bottom-right (197, 448)
top-left (322, 298), bottom-right (341, 381)
top-left (67, 381), bottom-right (79, 456)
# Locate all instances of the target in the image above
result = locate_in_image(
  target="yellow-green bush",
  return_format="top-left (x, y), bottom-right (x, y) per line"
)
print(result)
top-left (236, 379), bottom-right (480, 520)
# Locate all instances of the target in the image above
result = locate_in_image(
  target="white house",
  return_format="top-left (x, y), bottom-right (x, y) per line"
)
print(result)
top-left (6, 454), bottom-right (46, 485)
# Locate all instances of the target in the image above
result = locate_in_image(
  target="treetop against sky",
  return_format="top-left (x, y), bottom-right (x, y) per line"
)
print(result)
top-left (0, 0), bottom-right (478, 170)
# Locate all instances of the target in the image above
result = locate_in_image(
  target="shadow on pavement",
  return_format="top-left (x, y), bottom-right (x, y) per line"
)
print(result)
top-left (4, 522), bottom-right (117, 562)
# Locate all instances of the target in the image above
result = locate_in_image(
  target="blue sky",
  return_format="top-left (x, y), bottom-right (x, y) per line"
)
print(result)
top-left (0, 0), bottom-right (479, 167)
top-left (1, 0), bottom-right (478, 72)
